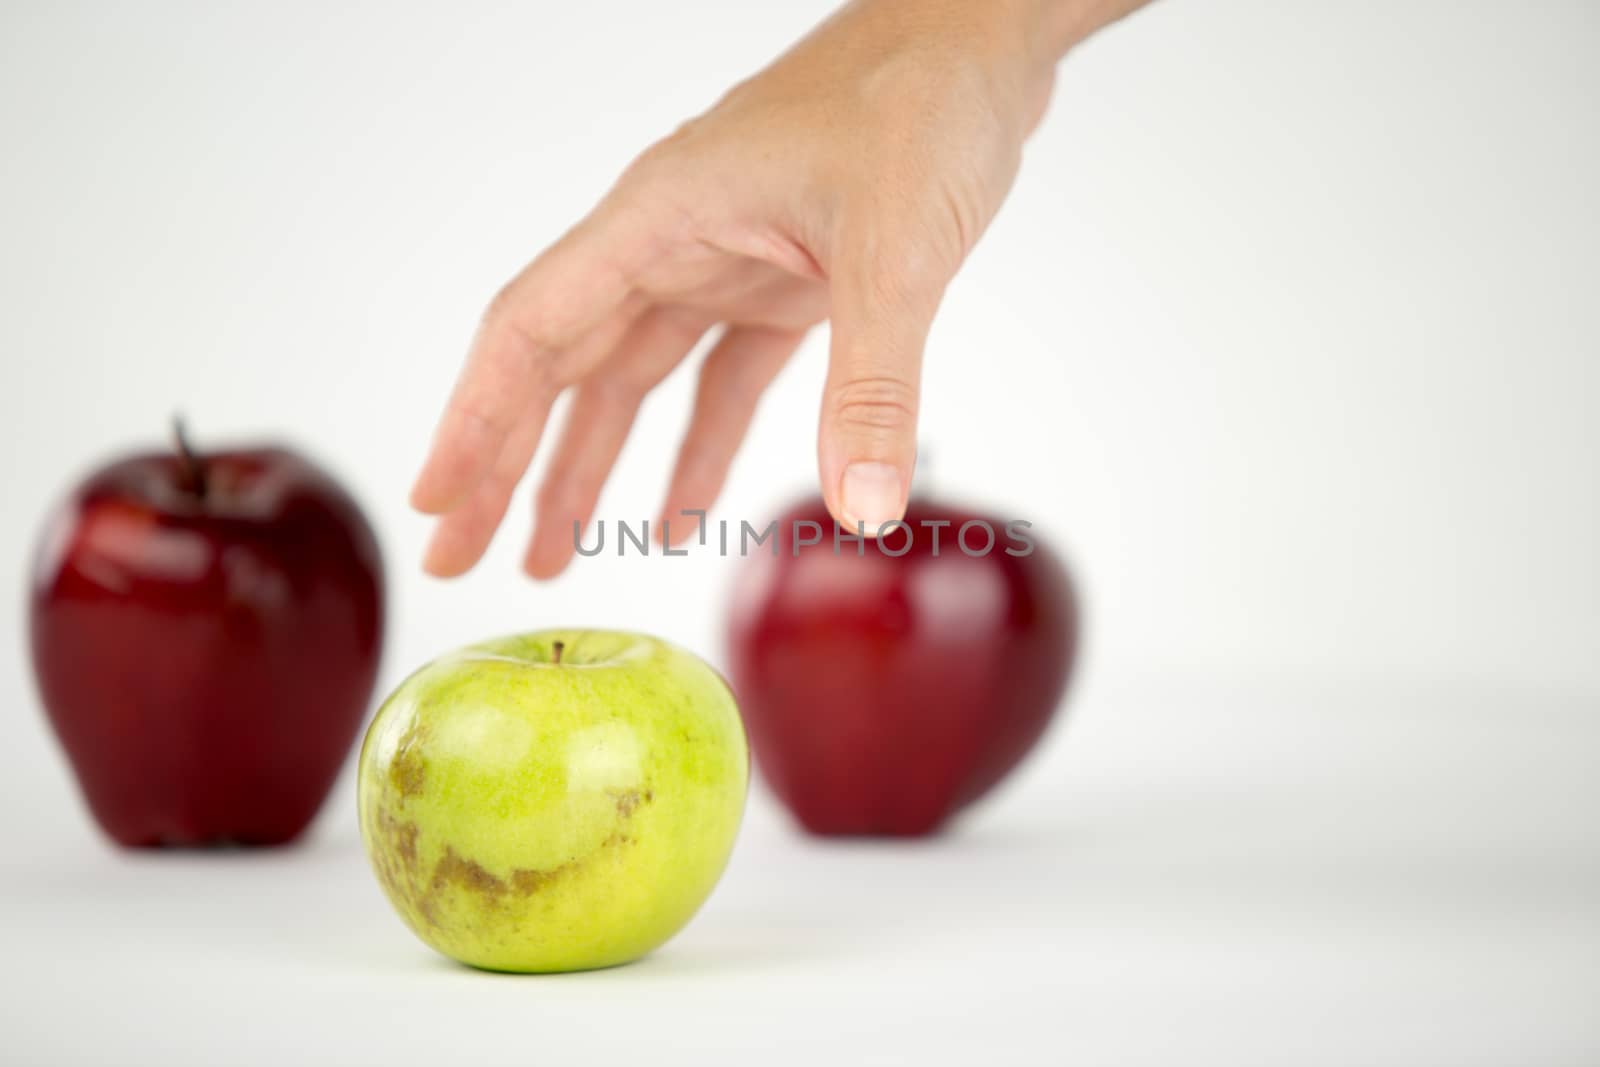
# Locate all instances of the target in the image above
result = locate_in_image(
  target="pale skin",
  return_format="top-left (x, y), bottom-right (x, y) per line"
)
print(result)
top-left (411, 0), bottom-right (1150, 578)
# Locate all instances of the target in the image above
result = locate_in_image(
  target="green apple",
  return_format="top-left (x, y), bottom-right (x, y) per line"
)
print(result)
top-left (357, 629), bottom-right (748, 973)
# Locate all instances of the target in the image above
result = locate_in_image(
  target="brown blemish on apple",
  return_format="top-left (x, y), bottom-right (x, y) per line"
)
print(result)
top-left (608, 787), bottom-right (653, 818)
top-left (516, 853), bottom-right (583, 895)
top-left (412, 826), bottom-right (641, 922)
top-left (431, 848), bottom-right (507, 900)
top-left (389, 814), bottom-right (419, 868)
top-left (371, 806), bottom-right (436, 924)
top-left (425, 846), bottom-right (587, 910)
top-left (510, 864), bottom-right (570, 895)
top-left (389, 729), bottom-right (428, 800)
top-left (373, 787), bottom-right (649, 932)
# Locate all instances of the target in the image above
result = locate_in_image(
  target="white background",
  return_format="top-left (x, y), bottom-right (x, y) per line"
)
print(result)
top-left (1, 2), bottom-right (1596, 1064)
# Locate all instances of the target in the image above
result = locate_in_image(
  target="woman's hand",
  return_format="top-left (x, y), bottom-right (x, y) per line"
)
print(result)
top-left (410, 0), bottom-right (1135, 578)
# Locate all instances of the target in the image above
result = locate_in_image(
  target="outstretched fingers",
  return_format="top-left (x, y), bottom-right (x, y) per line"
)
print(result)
top-left (417, 309), bottom-right (641, 576)
top-left (409, 211), bottom-right (647, 517)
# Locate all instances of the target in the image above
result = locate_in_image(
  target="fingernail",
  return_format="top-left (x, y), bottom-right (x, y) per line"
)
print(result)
top-left (840, 462), bottom-right (904, 534)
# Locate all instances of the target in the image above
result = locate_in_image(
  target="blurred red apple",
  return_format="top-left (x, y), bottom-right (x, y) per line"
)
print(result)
top-left (28, 421), bottom-right (384, 847)
top-left (726, 497), bottom-right (1078, 836)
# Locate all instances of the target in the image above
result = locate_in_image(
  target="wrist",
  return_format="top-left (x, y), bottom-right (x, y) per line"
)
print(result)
top-left (940, 0), bottom-right (1140, 85)
top-left (1018, 0), bottom-right (1146, 62)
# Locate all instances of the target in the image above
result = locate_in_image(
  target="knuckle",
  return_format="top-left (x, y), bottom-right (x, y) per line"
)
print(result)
top-left (656, 304), bottom-right (708, 337)
top-left (603, 310), bottom-right (707, 395)
top-left (480, 296), bottom-right (562, 394)
top-left (932, 182), bottom-right (983, 265)
top-left (702, 364), bottom-right (757, 409)
top-left (451, 397), bottom-right (505, 437)
top-left (869, 251), bottom-right (944, 311)
top-left (482, 285), bottom-right (528, 335)
top-left (673, 449), bottom-right (724, 495)
top-left (589, 376), bottom-right (646, 411)
top-left (536, 479), bottom-right (587, 518)
top-left (619, 118), bottom-right (700, 189)
top-left (617, 146), bottom-right (664, 189)
top-left (701, 353), bottom-right (763, 408)
top-left (840, 214), bottom-right (956, 308)
top-left (484, 285), bottom-right (576, 351)
top-left (830, 375), bottom-right (918, 435)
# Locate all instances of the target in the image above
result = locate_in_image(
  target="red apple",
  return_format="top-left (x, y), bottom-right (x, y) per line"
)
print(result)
top-left (726, 497), bottom-right (1077, 836)
top-left (28, 422), bottom-right (385, 847)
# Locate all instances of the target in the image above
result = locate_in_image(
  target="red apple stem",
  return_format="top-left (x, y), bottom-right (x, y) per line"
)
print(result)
top-left (551, 640), bottom-right (565, 665)
top-left (172, 415), bottom-right (207, 498)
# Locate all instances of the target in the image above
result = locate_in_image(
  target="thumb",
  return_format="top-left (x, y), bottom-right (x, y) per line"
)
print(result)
top-left (819, 229), bottom-right (949, 534)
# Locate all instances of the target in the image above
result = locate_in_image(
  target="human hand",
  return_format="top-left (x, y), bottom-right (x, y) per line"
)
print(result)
top-left (411, 0), bottom-right (1133, 578)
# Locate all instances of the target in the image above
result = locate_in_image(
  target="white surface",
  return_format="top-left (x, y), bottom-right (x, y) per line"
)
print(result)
top-left (5, 678), bottom-right (1597, 1065)
top-left (1, 1), bottom-right (1597, 1064)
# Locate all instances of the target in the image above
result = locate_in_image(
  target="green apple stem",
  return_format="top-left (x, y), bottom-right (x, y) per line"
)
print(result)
top-left (172, 415), bottom-right (207, 498)
top-left (551, 640), bottom-right (565, 665)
